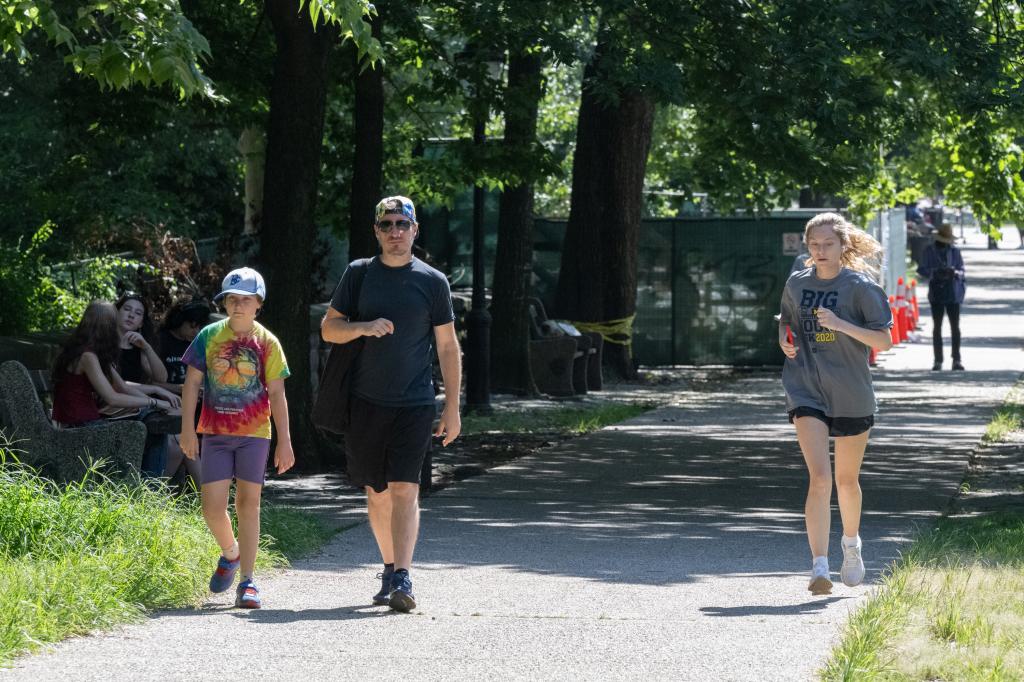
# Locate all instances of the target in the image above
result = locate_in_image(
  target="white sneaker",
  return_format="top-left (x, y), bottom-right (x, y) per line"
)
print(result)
top-left (808, 556), bottom-right (832, 595)
top-left (840, 535), bottom-right (865, 587)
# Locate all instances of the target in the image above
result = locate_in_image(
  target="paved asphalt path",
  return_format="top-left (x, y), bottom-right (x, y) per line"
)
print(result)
top-left (4, 229), bottom-right (1022, 681)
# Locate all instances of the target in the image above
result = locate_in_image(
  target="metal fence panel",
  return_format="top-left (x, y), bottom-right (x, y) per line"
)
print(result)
top-left (888, 210), bottom-right (907, 292)
top-left (666, 217), bottom-right (806, 365)
top-left (867, 209), bottom-right (908, 296)
top-left (531, 217), bottom-right (806, 366)
top-left (423, 208), bottom-right (906, 367)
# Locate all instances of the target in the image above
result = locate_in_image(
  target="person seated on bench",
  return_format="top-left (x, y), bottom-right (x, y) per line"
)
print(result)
top-left (51, 301), bottom-right (175, 477)
top-left (157, 299), bottom-right (211, 391)
top-left (115, 292), bottom-right (181, 405)
top-left (156, 299), bottom-right (211, 483)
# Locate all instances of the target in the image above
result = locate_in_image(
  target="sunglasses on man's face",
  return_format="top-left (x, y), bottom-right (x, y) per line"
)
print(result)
top-left (376, 219), bottom-right (413, 233)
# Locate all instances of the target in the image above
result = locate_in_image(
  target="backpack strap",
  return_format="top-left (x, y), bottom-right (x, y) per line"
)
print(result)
top-left (349, 257), bottom-right (371, 322)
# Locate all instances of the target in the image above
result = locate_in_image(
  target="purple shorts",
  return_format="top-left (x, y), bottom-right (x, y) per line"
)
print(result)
top-left (200, 435), bottom-right (271, 485)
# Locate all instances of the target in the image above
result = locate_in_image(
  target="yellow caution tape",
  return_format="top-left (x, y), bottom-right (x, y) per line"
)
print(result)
top-left (570, 315), bottom-right (636, 350)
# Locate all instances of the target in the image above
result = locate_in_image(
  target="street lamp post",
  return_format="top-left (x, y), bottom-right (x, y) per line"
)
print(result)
top-left (459, 46), bottom-right (501, 414)
top-left (465, 110), bottom-right (491, 412)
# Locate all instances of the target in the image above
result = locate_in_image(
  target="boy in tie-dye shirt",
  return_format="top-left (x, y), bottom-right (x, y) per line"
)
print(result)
top-left (184, 319), bottom-right (288, 438)
top-left (179, 267), bottom-right (293, 609)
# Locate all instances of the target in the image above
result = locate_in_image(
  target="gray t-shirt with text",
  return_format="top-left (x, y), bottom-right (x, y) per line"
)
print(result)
top-left (779, 267), bottom-right (893, 417)
top-left (330, 256), bottom-right (454, 407)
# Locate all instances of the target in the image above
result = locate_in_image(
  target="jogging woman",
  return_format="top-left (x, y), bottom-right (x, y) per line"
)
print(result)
top-left (778, 212), bottom-right (894, 595)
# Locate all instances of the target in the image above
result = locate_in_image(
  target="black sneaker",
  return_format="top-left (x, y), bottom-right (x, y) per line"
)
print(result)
top-left (388, 569), bottom-right (416, 613)
top-left (952, 361), bottom-right (965, 371)
top-left (932, 361), bottom-right (942, 371)
top-left (372, 566), bottom-right (394, 606)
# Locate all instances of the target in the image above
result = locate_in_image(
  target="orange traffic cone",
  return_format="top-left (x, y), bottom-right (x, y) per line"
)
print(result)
top-left (889, 295), bottom-right (902, 345)
top-left (909, 279), bottom-right (920, 328)
top-left (895, 278), bottom-right (909, 342)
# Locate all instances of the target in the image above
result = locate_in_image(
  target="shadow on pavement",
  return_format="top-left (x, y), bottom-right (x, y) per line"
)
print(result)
top-left (228, 606), bottom-right (392, 623)
top-left (290, 364), bottom-right (1014, 587)
top-left (700, 596), bottom-right (850, 617)
top-left (279, 244), bottom-right (1023, 592)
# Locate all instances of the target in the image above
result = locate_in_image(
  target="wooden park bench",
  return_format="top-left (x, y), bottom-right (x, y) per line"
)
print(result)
top-left (0, 360), bottom-right (146, 482)
top-left (527, 298), bottom-right (604, 397)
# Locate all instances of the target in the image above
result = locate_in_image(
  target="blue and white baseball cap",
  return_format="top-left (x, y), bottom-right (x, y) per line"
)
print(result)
top-left (214, 267), bottom-right (266, 302)
top-left (375, 195), bottom-right (416, 223)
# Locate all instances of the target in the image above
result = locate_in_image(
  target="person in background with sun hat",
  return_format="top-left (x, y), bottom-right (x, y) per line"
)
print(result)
top-left (917, 222), bottom-right (967, 371)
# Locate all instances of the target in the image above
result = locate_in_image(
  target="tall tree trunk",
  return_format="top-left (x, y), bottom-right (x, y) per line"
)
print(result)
top-left (554, 40), bottom-right (655, 379)
top-left (347, 8), bottom-right (384, 261)
top-left (258, 1), bottom-right (335, 470)
top-left (490, 51), bottom-right (543, 395)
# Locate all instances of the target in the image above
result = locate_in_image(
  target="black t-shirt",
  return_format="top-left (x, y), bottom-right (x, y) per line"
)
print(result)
top-left (118, 346), bottom-right (146, 383)
top-left (159, 329), bottom-right (192, 385)
top-left (329, 257), bottom-right (454, 407)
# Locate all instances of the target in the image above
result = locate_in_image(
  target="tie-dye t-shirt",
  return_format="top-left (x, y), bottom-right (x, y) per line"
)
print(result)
top-left (181, 319), bottom-right (290, 439)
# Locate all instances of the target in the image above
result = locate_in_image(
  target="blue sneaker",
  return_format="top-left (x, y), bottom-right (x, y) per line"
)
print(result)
top-left (372, 566), bottom-right (395, 606)
top-left (235, 578), bottom-right (262, 609)
top-left (209, 555), bottom-right (240, 593)
top-left (388, 569), bottom-right (416, 613)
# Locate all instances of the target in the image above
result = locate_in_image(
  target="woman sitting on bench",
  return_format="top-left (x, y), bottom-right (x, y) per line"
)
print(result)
top-left (115, 292), bottom-right (181, 405)
top-left (52, 301), bottom-right (176, 477)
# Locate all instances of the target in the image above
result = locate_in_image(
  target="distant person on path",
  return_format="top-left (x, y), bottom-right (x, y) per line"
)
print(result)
top-left (917, 223), bottom-right (966, 371)
top-left (179, 268), bottom-right (293, 609)
top-left (778, 213), bottom-right (894, 595)
top-left (322, 195), bottom-right (462, 613)
top-left (51, 301), bottom-right (176, 476)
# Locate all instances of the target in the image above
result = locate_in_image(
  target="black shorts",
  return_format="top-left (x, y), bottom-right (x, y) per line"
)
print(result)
top-left (788, 406), bottom-right (874, 437)
top-left (345, 395), bottom-right (435, 493)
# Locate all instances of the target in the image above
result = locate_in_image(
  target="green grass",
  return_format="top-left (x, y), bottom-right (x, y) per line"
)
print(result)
top-left (0, 450), bottom-right (336, 666)
top-left (983, 385), bottom-right (1024, 443)
top-left (260, 504), bottom-right (344, 559)
top-left (462, 401), bottom-right (656, 436)
top-left (822, 514), bottom-right (1024, 681)
top-left (822, 386), bottom-right (1024, 681)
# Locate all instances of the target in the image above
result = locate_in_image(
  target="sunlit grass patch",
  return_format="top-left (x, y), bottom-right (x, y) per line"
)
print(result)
top-left (819, 562), bottom-right (913, 680)
top-left (821, 513), bottom-right (1024, 681)
top-left (261, 504), bottom-right (343, 559)
top-left (983, 385), bottom-right (1024, 443)
top-left (824, 380), bottom-right (1024, 681)
top-left (0, 449), bottom-right (336, 665)
top-left (463, 401), bottom-right (656, 436)
top-left (888, 563), bottom-right (1024, 680)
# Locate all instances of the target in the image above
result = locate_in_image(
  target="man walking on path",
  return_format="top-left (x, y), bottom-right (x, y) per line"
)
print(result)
top-left (321, 195), bottom-right (462, 612)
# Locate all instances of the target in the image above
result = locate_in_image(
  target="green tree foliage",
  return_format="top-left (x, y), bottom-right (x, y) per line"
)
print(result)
top-left (849, 2), bottom-right (1024, 226)
top-left (0, 49), bottom-right (243, 251)
top-left (671, 1), bottom-right (1023, 222)
top-left (0, 0), bottom-right (217, 98)
top-left (0, 0), bottom-right (379, 98)
top-left (0, 223), bottom-right (157, 334)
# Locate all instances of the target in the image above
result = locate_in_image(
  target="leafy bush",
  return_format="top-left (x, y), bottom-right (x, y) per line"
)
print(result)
top-left (0, 223), bottom-right (53, 335)
top-left (0, 223), bottom-right (159, 335)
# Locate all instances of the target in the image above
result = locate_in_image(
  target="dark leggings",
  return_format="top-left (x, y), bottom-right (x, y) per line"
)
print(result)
top-left (931, 302), bottom-right (961, 363)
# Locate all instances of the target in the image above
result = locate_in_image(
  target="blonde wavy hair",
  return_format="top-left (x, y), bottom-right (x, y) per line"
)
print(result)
top-left (802, 212), bottom-right (882, 276)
